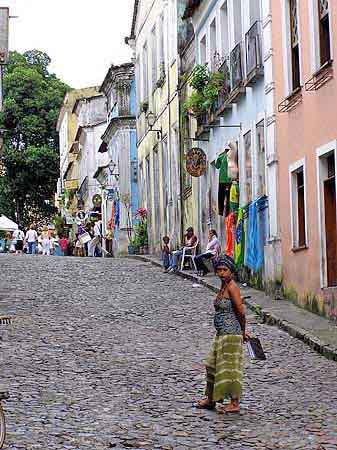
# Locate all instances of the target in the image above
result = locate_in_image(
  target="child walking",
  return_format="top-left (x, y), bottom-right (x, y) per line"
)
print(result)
top-left (161, 236), bottom-right (172, 272)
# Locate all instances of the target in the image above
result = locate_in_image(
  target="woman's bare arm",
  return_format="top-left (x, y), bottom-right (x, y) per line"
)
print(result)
top-left (228, 282), bottom-right (246, 338)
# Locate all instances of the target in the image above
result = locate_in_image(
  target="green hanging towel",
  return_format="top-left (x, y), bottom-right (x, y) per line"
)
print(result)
top-left (234, 207), bottom-right (245, 268)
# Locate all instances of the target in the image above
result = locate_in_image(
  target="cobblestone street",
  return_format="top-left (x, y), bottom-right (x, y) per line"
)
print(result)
top-left (0, 255), bottom-right (337, 450)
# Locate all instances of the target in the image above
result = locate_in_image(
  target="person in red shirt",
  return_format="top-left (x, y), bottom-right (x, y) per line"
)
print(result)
top-left (59, 236), bottom-right (69, 256)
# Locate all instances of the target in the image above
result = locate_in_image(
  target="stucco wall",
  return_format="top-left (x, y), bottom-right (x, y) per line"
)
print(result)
top-left (273, 0), bottom-right (337, 313)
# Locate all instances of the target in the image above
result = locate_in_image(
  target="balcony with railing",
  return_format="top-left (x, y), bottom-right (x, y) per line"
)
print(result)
top-left (212, 55), bottom-right (231, 116)
top-left (229, 42), bottom-right (245, 101)
top-left (245, 20), bottom-right (264, 85)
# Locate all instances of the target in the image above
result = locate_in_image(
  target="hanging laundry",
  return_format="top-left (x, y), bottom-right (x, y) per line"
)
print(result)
top-left (114, 199), bottom-right (120, 228)
top-left (225, 212), bottom-right (235, 257)
top-left (216, 152), bottom-right (232, 216)
top-left (218, 183), bottom-right (231, 216)
top-left (246, 200), bottom-right (264, 272)
top-left (256, 196), bottom-right (269, 246)
top-left (234, 208), bottom-right (245, 267)
top-left (230, 181), bottom-right (239, 213)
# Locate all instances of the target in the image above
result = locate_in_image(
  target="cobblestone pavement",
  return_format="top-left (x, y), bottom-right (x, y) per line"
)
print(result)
top-left (0, 255), bottom-right (337, 450)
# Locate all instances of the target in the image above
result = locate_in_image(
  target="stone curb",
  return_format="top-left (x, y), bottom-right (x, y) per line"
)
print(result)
top-left (130, 255), bottom-right (337, 362)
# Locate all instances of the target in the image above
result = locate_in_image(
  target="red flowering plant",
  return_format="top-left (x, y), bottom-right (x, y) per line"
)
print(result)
top-left (135, 208), bottom-right (148, 220)
top-left (133, 208), bottom-right (148, 249)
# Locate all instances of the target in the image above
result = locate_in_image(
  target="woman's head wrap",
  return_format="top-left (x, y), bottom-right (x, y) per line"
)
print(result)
top-left (214, 254), bottom-right (236, 273)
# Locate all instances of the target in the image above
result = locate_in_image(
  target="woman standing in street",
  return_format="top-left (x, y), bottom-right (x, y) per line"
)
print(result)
top-left (197, 255), bottom-right (247, 414)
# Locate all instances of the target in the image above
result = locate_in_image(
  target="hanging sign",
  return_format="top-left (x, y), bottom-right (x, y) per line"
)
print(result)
top-left (186, 147), bottom-right (207, 177)
top-left (92, 194), bottom-right (102, 207)
top-left (107, 189), bottom-right (115, 201)
top-left (76, 210), bottom-right (86, 221)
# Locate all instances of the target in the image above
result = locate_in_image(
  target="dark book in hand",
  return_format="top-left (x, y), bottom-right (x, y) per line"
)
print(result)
top-left (247, 337), bottom-right (266, 360)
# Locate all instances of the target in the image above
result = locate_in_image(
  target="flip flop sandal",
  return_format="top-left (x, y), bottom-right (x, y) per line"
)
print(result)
top-left (217, 407), bottom-right (240, 415)
top-left (195, 400), bottom-right (216, 410)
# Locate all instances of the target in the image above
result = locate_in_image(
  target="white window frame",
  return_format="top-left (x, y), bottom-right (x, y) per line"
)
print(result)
top-left (316, 140), bottom-right (337, 288)
top-left (151, 25), bottom-right (158, 88)
top-left (220, 0), bottom-right (230, 57)
top-left (289, 157), bottom-right (308, 249)
top-left (142, 42), bottom-right (149, 101)
top-left (199, 33), bottom-right (207, 64)
top-left (281, 0), bottom-right (303, 96)
top-left (308, 0), bottom-right (334, 73)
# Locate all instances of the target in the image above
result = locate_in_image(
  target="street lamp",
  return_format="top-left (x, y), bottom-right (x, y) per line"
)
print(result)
top-left (146, 111), bottom-right (162, 140)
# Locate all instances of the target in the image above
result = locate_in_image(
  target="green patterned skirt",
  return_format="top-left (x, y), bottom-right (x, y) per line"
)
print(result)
top-left (204, 334), bottom-right (243, 401)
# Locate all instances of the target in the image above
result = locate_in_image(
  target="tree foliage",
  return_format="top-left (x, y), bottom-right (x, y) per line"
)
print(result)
top-left (0, 50), bottom-right (70, 225)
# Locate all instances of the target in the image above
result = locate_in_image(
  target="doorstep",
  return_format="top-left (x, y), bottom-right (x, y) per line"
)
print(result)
top-left (130, 254), bottom-right (337, 362)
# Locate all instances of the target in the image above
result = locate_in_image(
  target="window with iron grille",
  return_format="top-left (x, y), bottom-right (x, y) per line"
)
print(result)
top-left (318, 0), bottom-right (331, 66)
top-left (289, 0), bottom-right (301, 90)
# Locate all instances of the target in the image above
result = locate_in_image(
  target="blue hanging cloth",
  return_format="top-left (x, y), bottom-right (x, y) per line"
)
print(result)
top-left (246, 200), bottom-right (264, 272)
top-left (114, 200), bottom-right (120, 228)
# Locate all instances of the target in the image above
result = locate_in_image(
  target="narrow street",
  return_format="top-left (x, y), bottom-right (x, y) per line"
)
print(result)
top-left (0, 255), bottom-right (337, 450)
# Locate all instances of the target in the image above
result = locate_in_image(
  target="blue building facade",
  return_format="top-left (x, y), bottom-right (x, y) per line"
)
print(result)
top-left (184, 0), bottom-right (281, 282)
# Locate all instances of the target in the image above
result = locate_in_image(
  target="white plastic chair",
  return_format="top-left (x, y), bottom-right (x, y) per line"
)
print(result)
top-left (180, 239), bottom-right (199, 272)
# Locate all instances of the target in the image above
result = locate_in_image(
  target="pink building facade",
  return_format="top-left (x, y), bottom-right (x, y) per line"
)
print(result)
top-left (273, 0), bottom-right (337, 319)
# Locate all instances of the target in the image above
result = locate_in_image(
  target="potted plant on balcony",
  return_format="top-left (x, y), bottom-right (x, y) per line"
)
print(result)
top-left (135, 208), bottom-right (149, 254)
top-left (183, 65), bottom-right (226, 120)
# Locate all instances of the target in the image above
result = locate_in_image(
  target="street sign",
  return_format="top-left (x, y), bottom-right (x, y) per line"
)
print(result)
top-left (64, 179), bottom-right (79, 190)
top-left (65, 216), bottom-right (76, 225)
top-left (76, 210), bottom-right (86, 221)
top-left (186, 147), bottom-right (207, 177)
top-left (0, 8), bottom-right (9, 65)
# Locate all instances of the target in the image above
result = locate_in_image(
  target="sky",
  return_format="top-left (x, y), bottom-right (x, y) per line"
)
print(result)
top-left (0, 0), bottom-right (135, 88)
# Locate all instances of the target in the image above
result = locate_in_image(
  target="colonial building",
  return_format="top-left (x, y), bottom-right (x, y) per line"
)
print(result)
top-left (71, 93), bottom-right (107, 214)
top-left (182, 0), bottom-right (281, 283)
top-left (273, 0), bottom-right (337, 318)
top-left (128, 0), bottom-right (182, 252)
top-left (56, 87), bottom-right (101, 223)
top-left (95, 63), bottom-right (138, 256)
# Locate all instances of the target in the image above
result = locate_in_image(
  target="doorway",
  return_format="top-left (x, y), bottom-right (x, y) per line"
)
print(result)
top-left (324, 155), bottom-right (337, 286)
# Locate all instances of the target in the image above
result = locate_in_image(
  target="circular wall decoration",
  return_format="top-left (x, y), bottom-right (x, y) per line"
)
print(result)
top-left (186, 147), bottom-right (207, 177)
top-left (92, 194), bottom-right (102, 207)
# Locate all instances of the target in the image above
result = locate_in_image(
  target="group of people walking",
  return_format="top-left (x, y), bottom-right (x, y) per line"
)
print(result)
top-left (8, 220), bottom-right (105, 258)
top-left (10, 225), bottom-right (69, 256)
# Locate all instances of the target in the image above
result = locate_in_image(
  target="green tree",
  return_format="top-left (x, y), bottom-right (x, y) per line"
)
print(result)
top-left (0, 50), bottom-right (70, 225)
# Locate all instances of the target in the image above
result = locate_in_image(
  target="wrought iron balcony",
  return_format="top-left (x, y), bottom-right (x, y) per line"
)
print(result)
top-left (245, 20), bottom-right (263, 84)
top-left (230, 42), bottom-right (244, 91)
top-left (213, 58), bottom-right (231, 113)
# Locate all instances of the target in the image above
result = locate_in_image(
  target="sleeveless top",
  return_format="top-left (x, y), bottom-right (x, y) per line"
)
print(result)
top-left (214, 297), bottom-right (242, 336)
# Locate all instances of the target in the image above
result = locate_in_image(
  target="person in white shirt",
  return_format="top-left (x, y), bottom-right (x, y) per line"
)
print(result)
top-left (41, 227), bottom-right (51, 256)
top-left (12, 226), bottom-right (25, 255)
top-left (195, 229), bottom-right (221, 277)
top-left (25, 225), bottom-right (38, 255)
